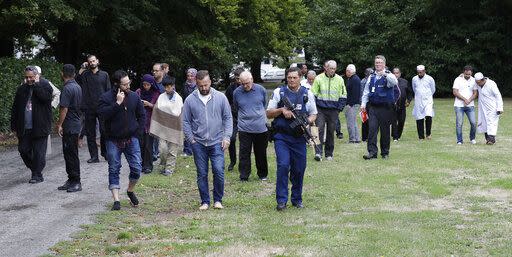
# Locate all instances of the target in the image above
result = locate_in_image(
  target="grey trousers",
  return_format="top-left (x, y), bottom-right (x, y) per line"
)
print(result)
top-left (344, 104), bottom-right (361, 142)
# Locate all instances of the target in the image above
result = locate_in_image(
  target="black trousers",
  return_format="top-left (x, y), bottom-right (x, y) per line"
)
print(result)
top-left (228, 122), bottom-right (238, 165)
top-left (316, 107), bottom-right (339, 157)
top-left (141, 132), bottom-right (154, 171)
top-left (62, 133), bottom-right (80, 183)
top-left (18, 131), bottom-right (47, 179)
top-left (392, 107), bottom-right (407, 140)
top-left (416, 116), bottom-right (432, 139)
top-left (367, 105), bottom-right (393, 157)
top-left (361, 121), bottom-right (369, 142)
top-left (238, 131), bottom-right (268, 179)
top-left (84, 110), bottom-right (105, 159)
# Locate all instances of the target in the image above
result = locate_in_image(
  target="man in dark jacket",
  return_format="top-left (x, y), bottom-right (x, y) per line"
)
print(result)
top-left (344, 64), bottom-right (362, 143)
top-left (10, 66), bottom-right (53, 183)
top-left (180, 68), bottom-right (197, 156)
top-left (391, 67), bottom-right (413, 141)
top-left (224, 67), bottom-right (244, 171)
top-left (98, 70), bottom-right (145, 211)
top-left (77, 54), bottom-right (111, 163)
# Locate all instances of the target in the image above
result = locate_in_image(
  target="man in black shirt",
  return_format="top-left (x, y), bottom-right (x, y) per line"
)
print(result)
top-left (391, 67), bottom-right (413, 141)
top-left (224, 67), bottom-right (244, 171)
top-left (56, 64), bottom-right (83, 192)
top-left (77, 55), bottom-right (111, 163)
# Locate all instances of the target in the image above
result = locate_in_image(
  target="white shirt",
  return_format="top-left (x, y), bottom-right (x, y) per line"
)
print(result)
top-left (453, 76), bottom-right (477, 107)
top-left (300, 79), bottom-right (312, 89)
top-left (198, 92), bottom-right (211, 105)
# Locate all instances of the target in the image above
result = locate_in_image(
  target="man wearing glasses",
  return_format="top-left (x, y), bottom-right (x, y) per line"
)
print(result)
top-left (77, 54), bottom-right (111, 163)
top-left (98, 70), bottom-right (145, 211)
top-left (11, 66), bottom-right (53, 183)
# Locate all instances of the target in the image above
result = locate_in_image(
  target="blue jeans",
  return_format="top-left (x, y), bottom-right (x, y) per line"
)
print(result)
top-left (191, 142), bottom-right (225, 204)
top-left (274, 137), bottom-right (307, 205)
top-left (455, 106), bottom-right (476, 143)
top-left (106, 137), bottom-right (142, 190)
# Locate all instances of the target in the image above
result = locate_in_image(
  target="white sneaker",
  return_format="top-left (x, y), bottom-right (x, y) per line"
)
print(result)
top-left (213, 201), bottom-right (223, 209)
top-left (199, 203), bottom-right (209, 210)
top-left (326, 156), bottom-right (333, 161)
top-left (470, 139), bottom-right (476, 145)
top-left (457, 142), bottom-right (463, 145)
top-left (314, 154), bottom-right (322, 161)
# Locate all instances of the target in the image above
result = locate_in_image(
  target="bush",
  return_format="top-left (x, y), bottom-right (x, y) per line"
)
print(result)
top-left (0, 57), bottom-right (63, 132)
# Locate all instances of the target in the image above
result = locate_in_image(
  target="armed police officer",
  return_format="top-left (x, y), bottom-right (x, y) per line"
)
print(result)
top-left (267, 67), bottom-right (317, 211)
top-left (360, 55), bottom-right (398, 160)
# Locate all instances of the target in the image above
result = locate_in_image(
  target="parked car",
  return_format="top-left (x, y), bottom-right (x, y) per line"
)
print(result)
top-left (261, 68), bottom-right (286, 82)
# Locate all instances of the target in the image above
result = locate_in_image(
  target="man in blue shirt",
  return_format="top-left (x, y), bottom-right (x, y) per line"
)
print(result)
top-left (233, 71), bottom-right (268, 181)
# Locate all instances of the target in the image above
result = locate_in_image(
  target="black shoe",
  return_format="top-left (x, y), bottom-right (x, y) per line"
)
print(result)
top-left (336, 133), bottom-right (344, 139)
top-left (87, 158), bottom-right (99, 163)
top-left (240, 178), bottom-right (249, 182)
top-left (58, 180), bottom-right (72, 190)
top-left (142, 169), bottom-right (152, 174)
top-left (381, 155), bottom-right (389, 160)
top-left (227, 163), bottom-right (235, 171)
top-left (67, 183), bottom-right (82, 193)
top-left (276, 203), bottom-right (287, 211)
top-left (29, 177), bottom-right (44, 184)
top-left (112, 201), bottom-right (121, 211)
top-left (292, 202), bottom-right (304, 208)
top-left (363, 154), bottom-right (377, 160)
top-left (127, 191), bottom-right (139, 207)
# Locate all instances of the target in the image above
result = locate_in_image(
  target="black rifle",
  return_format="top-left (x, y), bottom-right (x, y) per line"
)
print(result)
top-left (281, 96), bottom-right (320, 153)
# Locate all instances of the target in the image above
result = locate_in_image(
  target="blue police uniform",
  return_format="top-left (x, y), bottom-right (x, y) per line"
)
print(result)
top-left (268, 86), bottom-right (317, 206)
top-left (366, 73), bottom-right (396, 157)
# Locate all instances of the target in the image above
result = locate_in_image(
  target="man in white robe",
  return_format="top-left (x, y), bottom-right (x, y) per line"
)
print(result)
top-left (474, 72), bottom-right (503, 145)
top-left (412, 65), bottom-right (435, 140)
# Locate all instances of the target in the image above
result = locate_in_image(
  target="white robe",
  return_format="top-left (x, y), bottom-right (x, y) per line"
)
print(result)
top-left (412, 74), bottom-right (436, 120)
top-left (477, 79), bottom-right (503, 136)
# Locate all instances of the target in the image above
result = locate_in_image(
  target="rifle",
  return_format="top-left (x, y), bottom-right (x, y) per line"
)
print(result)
top-left (281, 96), bottom-right (320, 153)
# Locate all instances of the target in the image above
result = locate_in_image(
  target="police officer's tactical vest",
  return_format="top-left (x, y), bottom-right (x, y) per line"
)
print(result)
top-left (368, 73), bottom-right (395, 105)
top-left (272, 85), bottom-right (308, 137)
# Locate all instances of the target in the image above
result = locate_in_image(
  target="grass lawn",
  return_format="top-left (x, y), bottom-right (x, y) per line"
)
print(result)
top-left (50, 98), bottom-right (512, 256)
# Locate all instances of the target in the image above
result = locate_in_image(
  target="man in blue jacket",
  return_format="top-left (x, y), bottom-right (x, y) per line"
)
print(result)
top-left (182, 70), bottom-right (233, 211)
top-left (98, 70), bottom-right (145, 211)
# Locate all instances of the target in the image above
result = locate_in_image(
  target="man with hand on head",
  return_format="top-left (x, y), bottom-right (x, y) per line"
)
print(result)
top-left (98, 70), bottom-right (145, 211)
top-left (10, 66), bottom-right (53, 183)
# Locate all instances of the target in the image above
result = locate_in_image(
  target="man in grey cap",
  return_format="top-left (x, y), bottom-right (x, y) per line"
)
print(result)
top-left (474, 72), bottom-right (503, 145)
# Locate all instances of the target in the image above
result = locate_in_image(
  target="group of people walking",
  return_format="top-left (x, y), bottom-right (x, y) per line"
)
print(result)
top-left (10, 53), bottom-right (504, 212)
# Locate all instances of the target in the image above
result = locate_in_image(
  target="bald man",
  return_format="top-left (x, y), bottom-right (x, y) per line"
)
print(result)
top-left (233, 71), bottom-right (269, 181)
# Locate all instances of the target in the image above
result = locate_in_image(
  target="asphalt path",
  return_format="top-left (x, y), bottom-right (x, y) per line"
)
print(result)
top-left (0, 136), bottom-right (129, 257)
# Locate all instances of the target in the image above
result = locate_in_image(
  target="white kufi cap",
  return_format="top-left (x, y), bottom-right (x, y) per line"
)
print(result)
top-left (416, 65), bottom-right (425, 71)
top-left (474, 72), bottom-right (484, 80)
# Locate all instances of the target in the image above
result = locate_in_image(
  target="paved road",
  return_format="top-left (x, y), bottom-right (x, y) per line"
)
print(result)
top-left (0, 136), bottom-right (128, 257)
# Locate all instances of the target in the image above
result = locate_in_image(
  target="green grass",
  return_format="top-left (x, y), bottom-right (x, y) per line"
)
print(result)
top-left (50, 99), bottom-right (512, 256)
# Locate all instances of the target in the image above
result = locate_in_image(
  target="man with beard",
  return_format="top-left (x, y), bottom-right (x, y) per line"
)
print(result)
top-left (77, 54), bottom-right (111, 163)
top-left (182, 70), bottom-right (232, 210)
top-left (11, 66), bottom-right (53, 183)
top-left (98, 70), bottom-right (145, 211)
top-left (452, 65), bottom-right (478, 145)
top-left (412, 65), bottom-right (436, 140)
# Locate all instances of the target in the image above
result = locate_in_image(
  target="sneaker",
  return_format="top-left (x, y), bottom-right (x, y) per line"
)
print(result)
top-left (457, 142), bottom-right (463, 145)
top-left (470, 139), bottom-right (476, 145)
top-left (29, 177), bottom-right (44, 184)
top-left (363, 154), bottom-right (377, 160)
top-left (259, 177), bottom-right (269, 181)
top-left (314, 154), bottom-right (322, 162)
top-left (326, 156), bottom-right (333, 161)
top-left (112, 201), bottom-right (121, 211)
top-left (199, 203), bottom-right (209, 210)
top-left (393, 139), bottom-right (398, 142)
top-left (336, 133), bottom-right (344, 139)
top-left (161, 169), bottom-right (173, 176)
top-left (127, 191), bottom-right (139, 207)
top-left (426, 135), bottom-right (432, 140)
top-left (227, 163), bottom-right (235, 171)
top-left (213, 201), bottom-right (224, 209)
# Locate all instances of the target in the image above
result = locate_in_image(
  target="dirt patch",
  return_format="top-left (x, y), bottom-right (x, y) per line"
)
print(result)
top-left (205, 244), bottom-right (285, 257)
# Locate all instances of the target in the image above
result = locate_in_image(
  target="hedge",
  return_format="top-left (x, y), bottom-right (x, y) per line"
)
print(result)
top-left (0, 57), bottom-right (63, 132)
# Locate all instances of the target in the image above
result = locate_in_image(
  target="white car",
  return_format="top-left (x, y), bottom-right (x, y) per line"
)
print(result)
top-left (261, 68), bottom-right (285, 81)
